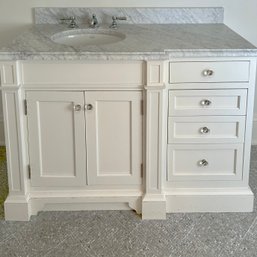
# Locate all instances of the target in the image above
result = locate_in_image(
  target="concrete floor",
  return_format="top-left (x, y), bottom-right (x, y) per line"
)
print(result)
top-left (0, 146), bottom-right (257, 257)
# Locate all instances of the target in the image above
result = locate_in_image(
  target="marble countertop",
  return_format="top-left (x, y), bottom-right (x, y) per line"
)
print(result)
top-left (0, 23), bottom-right (257, 61)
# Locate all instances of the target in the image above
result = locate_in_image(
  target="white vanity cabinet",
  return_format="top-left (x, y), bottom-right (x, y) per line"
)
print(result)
top-left (1, 57), bottom-right (256, 221)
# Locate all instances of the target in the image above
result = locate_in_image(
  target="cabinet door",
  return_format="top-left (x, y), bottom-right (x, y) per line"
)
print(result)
top-left (86, 91), bottom-right (143, 185)
top-left (27, 91), bottom-right (86, 187)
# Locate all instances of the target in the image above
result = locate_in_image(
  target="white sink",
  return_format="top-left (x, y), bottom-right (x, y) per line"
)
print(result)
top-left (51, 29), bottom-right (126, 47)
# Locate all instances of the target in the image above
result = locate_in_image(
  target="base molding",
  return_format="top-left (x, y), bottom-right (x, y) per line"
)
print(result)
top-left (4, 188), bottom-right (254, 221)
top-left (165, 188), bottom-right (254, 213)
top-left (4, 195), bottom-right (31, 221)
top-left (142, 194), bottom-right (166, 220)
top-left (29, 195), bottom-right (142, 217)
top-left (4, 191), bottom-right (143, 220)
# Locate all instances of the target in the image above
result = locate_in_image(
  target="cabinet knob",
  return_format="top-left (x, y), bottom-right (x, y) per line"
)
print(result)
top-left (198, 159), bottom-right (209, 167)
top-left (86, 104), bottom-right (93, 110)
top-left (73, 104), bottom-right (82, 112)
top-left (200, 99), bottom-right (212, 106)
top-left (199, 127), bottom-right (210, 134)
top-left (202, 69), bottom-right (214, 77)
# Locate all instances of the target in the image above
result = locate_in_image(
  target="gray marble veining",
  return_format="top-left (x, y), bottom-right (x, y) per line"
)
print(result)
top-left (35, 7), bottom-right (224, 25)
top-left (0, 23), bottom-right (256, 61)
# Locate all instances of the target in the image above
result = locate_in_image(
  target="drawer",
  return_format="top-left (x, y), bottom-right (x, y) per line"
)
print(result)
top-left (168, 116), bottom-right (245, 144)
top-left (167, 144), bottom-right (243, 181)
top-left (168, 89), bottom-right (247, 116)
top-left (169, 61), bottom-right (250, 83)
top-left (21, 61), bottom-right (145, 87)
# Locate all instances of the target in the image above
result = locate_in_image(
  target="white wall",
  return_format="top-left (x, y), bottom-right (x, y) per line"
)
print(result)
top-left (0, 0), bottom-right (257, 144)
top-left (223, 0), bottom-right (257, 144)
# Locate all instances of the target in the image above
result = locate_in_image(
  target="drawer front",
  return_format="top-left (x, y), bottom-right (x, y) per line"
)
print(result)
top-left (21, 61), bottom-right (144, 87)
top-left (167, 144), bottom-right (243, 181)
top-left (168, 116), bottom-right (245, 144)
top-left (169, 61), bottom-right (250, 83)
top-left (168, 89), bottom-right (247, 116)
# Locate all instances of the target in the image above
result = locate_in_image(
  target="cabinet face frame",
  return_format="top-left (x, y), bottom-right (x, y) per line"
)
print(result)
top-left (165, 57), bottom-right (257, 189)
top-left (26, 91), bottom-right (87, 187)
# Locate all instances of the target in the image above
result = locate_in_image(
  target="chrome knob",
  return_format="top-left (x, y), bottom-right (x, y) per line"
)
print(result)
top-left (199, 127), bottom-right (210, 134)
top-left (198, 159), bottom-right (209, 167)
top-left (200, 99), bottom-right (212, 106)
top-left (73, 104), bottom-right (82, 111)
top-left (86, 104), bottom-right (93, 110)
top-left (202, 69), bottom-right (214, 77)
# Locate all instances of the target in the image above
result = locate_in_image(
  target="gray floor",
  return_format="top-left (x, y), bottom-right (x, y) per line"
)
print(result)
top-left (0, 147), bottom-right (257, 257)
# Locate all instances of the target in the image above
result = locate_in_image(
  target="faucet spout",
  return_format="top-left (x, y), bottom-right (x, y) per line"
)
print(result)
top-left (90, 14), bottom-right (99, 28)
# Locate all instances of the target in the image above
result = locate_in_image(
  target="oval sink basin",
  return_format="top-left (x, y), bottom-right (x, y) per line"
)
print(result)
top-left (51, 29), bottom-right (126, 47)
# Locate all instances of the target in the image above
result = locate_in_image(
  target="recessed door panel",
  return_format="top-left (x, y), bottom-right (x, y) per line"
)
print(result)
top-left (86, 91), bottom-right (143, 185)
top-left (27, 91), bottom-right (86, 187)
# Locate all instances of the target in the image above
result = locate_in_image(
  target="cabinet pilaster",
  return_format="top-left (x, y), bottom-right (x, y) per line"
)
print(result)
top-left (0, 62), bottom-right (30, 221)
top-left (142, 61), bottom-right (166, 219)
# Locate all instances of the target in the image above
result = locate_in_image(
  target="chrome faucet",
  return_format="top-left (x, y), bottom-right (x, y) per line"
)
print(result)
top-left (60, 16), bottom-right (78, 29)
top-left (90, 14), bottom-right (99, 28)
top-left (110, 16), bottom-right (127, 29)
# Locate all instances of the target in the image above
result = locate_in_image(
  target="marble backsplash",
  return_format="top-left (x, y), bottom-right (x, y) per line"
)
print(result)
top-left (34, 7), bottom-right (224, 25)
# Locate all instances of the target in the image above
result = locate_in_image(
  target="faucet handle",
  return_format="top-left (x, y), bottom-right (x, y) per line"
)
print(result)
top-left (110, 16), bottom-right (127, 29)
top-left (60, 16), bottom-right (75, 22)
top-left (113, 16), bottom-right (127, 21)
top-left (60, 16), bottom-right (78, 28)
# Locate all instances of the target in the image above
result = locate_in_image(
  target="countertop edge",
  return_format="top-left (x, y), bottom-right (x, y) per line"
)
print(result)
top-left (0, 49), bottom-right (257, 62)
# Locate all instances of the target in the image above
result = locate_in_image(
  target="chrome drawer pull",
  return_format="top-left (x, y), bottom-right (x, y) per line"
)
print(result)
top-left (200, 99), bottom-right (212, 106)
top-left (202, 69), bottom-right (214, 77)
top-left (73, 104), bottom-right (82, 112)
top-left (198, 159), bottom-right (209, 167)
top-left (199, 127), bottom-right (210, 134)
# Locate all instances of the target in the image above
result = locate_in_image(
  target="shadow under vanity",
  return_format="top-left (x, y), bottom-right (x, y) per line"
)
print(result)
top-left (0, 7), bottom-right (256, 221)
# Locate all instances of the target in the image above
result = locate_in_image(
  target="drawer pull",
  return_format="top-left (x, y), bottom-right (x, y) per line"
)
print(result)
top-left (198, 159), bottom-right (209, 167)
top-left (202, 69), bottom-right (214, 77)
top-left (199, 127), bottom-right (210, 134)
top-left (73, 104), bottom-right (82, 112)
top-left (200, 99), bottom-right (212, 106)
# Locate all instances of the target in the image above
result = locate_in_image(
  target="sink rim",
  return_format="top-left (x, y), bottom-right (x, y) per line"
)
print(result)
top-left (51, 28), bottom-right (126, 47)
